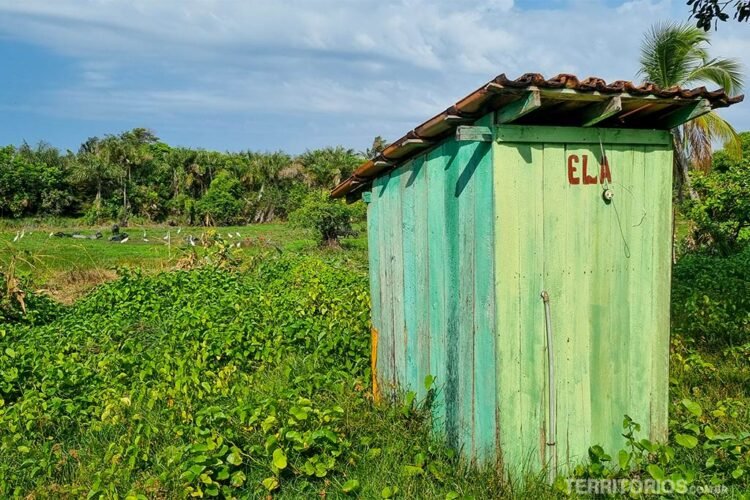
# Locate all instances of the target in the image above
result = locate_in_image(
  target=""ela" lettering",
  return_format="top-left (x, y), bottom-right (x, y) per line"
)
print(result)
top-left (567, 154), bottom-right (612, 185)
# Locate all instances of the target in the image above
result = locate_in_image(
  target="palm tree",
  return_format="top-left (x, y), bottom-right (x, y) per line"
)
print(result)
top-left (73, 137), bottom-right (120, 209)
top-left (638, 23), bottom-right (744, 200)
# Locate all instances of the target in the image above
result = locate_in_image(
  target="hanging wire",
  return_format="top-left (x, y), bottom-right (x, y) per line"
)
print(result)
top-left (598, 133), bottom-right (632, 258)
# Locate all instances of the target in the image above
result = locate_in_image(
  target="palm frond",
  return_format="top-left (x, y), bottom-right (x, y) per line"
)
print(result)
top-left (686, 57), bottom-right (744, 94)
top-left (684, 111), bottom-right (742, 171)
top-left (638, 23), bottom-right (710, 88)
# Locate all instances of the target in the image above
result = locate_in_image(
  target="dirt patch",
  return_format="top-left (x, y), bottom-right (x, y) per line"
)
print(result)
top-left (40, 268), bottom-right (118, 305)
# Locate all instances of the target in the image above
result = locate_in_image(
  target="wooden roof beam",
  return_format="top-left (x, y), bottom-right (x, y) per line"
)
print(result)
top-left (401, 138), bottom-right (432, 147)
top-left (578, 96), bottom-right (623, 127)
top-left (655, 99), bottom-right (712, 129)
top-left (496, 90), bottom-right (542, 124)
top-left (444, 114), bottom-right (474, 123)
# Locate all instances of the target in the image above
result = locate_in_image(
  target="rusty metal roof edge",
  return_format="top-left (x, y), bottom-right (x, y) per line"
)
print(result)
top-left (331, 72), bottom-right (744, 199)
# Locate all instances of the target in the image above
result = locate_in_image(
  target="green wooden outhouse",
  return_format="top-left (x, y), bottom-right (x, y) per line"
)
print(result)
top-left (331, 73), bottom-right (743, 474)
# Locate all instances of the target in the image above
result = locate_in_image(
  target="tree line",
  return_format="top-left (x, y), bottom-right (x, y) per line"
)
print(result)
top-left (0, 129), bottom-right (387, 226)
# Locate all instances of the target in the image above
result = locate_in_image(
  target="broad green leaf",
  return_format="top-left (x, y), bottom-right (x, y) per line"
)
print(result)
top-left (618, 449), bottom-right (630, 469)
top-left (226, 447), bottom-right (243, 466)
top-left (381, 486), bottom-right (399, 498)
top-left (272, 448), bottom-right (287, 470)
top-left (230, 471), bottom-right (246, 487)
top-left (704, 426), bottom-right (716, 440)
top-left (647, 464), bottom-right (665, 481)
top-left (341, 479), bottom-right (360, 493)
top-left (675, 433), bottom-right (699, 449)
top-left (290, 406), bottom-right (308, 421)
top-left (262, 477), bottom-right (279, 491)
top-left (682, 399), bottom-right (703, 417)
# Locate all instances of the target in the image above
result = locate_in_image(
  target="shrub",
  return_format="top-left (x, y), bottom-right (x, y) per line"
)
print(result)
top-left (195, 172), bottom-right (244, 225)
top-left (682, 133), bottom-right (750, 255)
top-left (672, 246), bottom-right (750, 348)
top-left (289, 191), bottom-right (358, 246)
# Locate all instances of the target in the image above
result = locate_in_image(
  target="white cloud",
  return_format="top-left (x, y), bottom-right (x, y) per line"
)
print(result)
top-left (0, 0), bottom-right (747, 151)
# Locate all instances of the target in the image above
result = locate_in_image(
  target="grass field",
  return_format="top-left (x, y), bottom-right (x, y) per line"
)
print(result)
top-left (0, 221), bottom-right (365, 303)
top-left (1, 220), bottom-right (748, 498)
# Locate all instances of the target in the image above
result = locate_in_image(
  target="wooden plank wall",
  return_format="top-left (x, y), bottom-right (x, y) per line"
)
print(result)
top-left (368, 115), bottom-right (498, 461)
top-left (493, 130), bottom-right (673, 475)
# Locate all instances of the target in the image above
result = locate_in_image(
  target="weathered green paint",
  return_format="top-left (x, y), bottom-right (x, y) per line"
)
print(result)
top-left (472, 114), bottom-right (498, 462)
top-left (493, 125), bottom-right (673, 473)
top-left (366, 118), bottom-right (672, 471)
top-left (658, 98), bottom-right (711, 129)
top-left (495, 125), bottom-right (671, 145)
top-left (456, 125), bottom-right (493, 142)
top-left (496, 90), bottom-right (542, 124)
top-left (367, 126), bottom-right (497, 460)
top-left (427, 143), bottom-right (449, 434)
top-left (581, 96), bottom-right (623, 127)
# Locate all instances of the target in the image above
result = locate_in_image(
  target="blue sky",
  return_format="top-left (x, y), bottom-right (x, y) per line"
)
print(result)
top-left (0, 0), bottom-right (747, 154)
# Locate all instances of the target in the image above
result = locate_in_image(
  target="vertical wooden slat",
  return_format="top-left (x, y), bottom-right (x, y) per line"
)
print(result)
top-left (603, 145), bottom-right (635, 454)
top-left (540, 142), bottom-right (569, 469)
top-left (444, 139), bottom-right (462, 449)
top-left (427, 144), bottom-right (449, 435)
top-left (650, 146), bottom-right (673, 442)
top-left (413, 156), bottom-right (431, 400)
top-left (473, 114), bottom-right (497, 462)
top-left (516, 143), bottom-right (546, 470)
top-left (401, 160), bottom-right (419, 394)
top-left (377, 175), bottom-right (394, 394)
top-left (367, 183), bottom-right (382, 398)
top-left (628, 145), bottom-right (653, 440)
top-left (390, 168), bottom-right (407, 389)
top-left (494, 141), bottom-right (524, 473)
top-left (457, 140), bottom-right (477, 457)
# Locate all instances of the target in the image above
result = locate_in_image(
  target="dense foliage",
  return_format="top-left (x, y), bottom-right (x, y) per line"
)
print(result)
top-left (0, 256), bottom-right (370, 496)
top-left (672, 246), bottom-right (750, 348)
top-left (683, 132), bottom-right (750, 255)
top-left (0, 129), bottom-right (363, 225)
top-left (290, 191), bottom-right (364, 246)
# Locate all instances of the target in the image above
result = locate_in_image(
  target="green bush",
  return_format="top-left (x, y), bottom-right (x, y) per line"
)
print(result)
top-left (289, 191), bottom-right (359, 246)
top-left (195, 172), bottom-right (244, 226)
top-left (682, 133), bottom-right (750, 255)
top-left (672, 246), bottom-right (750, 348)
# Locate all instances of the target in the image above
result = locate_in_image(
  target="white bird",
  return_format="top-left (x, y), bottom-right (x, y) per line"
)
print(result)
top-left (120, 237), bottom-right (129, 244)
top-left (163, 233), bottom-right (170, 240)
top-left (227, 233), bottom-right (233, 239)
top-left (189, 235), bottom-right (196, 247)
top-left (142, 230), bottom-right (149, 242)
top-left (235, 232), bottom-right (241, 238)
top-left (176, 227), bottom-right (182, 235)
top-left (19, 229), bottom-right (25, 239)
top-left (236, 241), bottom-right (241, 248)
top-left (49, 232), bottom-right (54, 238)
top-left (12, 231), bottom-right (20, 242)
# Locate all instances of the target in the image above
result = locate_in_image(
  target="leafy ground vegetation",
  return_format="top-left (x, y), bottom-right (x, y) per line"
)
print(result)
top-left (1, 248), bottom-right (545, 499)
top-left (0, 227), bottom-right (748, 498)
top-left (0, 137), bottom-right (749, 499)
